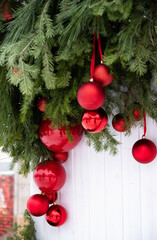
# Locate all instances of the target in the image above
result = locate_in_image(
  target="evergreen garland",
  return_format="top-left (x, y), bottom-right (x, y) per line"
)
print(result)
top-left (0, 0), bottom-right (157, 175)
top-left (7, 210), bottom-right (37, 240)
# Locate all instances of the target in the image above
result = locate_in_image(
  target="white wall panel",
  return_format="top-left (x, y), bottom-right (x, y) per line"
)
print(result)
top-left (31, 117), bottom-right (157, 240)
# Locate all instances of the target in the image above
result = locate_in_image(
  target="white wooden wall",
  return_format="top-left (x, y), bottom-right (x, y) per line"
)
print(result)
top-left (30, 117), bottom-right (157, 240)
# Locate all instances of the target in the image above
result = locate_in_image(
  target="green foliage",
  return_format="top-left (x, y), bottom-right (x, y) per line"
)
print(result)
top-left (7, 210), bottom-right (37, 240)
top-left (0, 0), bottom-right (157, 175)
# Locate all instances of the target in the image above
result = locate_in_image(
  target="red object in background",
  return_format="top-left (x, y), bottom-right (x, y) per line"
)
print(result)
top-left (27, 194), bottom-right (49, 217)
top-left (112, 113), bottom-right (126, 132)
top-left (82, 108), bottom-right (108, 133)
top-left (37, 97), bottom-right (47, 112)
top-left (46, 204), bottom-right (67, 227)
top-left (132, 138), bottom-right (157, 164)
top-left (42, 192), bottom-right (58, 204)
top-left (33, 160), bottom-right (66, 193)
top-left (1, 2), bottom-right (13, 22)
top-left (133, 108), bottom-right (143, 121)
top-left (53, 152), bottom-right (68, 163)
top-left (93, 64), bottom-right (114, 86)
top-left (77, 82), bottom-right (106, 110)
top-left (39, 119), bottom-right (83, 152)
top-left (0, 175), bottom-right (14, 238)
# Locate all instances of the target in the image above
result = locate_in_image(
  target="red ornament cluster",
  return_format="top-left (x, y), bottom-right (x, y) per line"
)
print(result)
top-left (27, 160), bottom-right (68, 227)
top-left (27, 115), bottom-right (83, 227)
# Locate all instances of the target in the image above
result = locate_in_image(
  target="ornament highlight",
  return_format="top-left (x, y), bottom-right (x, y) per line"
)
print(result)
top-left (82, 108), bottom-right (108, 133)
top-left (37, 97), bottom-right (47, 112)
top-left (42, 192), bottom-right (58, 204)
top-left (77, 81), bottom-right (105, 110)
top-left (132, 138), bottom-right (157, 164)
top-left (39, 119), bottom-right (83, 152)
top-left (33, 160), bottom-right (66, 192)
top-left (93, 64), bottom-right (113, 86)
top-left (27, 194), bottom-right (49, 217)
top-left (46, 204), bottom-right (67, 227)
top-left (112, 114), bottom-right (126, 132)
top-left (53, 152), bottom-right (68, 163)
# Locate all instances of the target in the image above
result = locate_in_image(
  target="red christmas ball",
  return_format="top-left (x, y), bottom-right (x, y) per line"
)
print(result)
top-left (27, 194), bottom-right (49, 217)
top-left (93, 64), bottom-right (113, 86)
top-left (77, 81), bottom-right (105, 110)
top-left (81, 108), bottom-right (108, 133)
top-left (33, 160), bottom-right (66, 192)
top-left (46, 204), bottom-right (67, 227)
top-left (112, 114), bottom-right (126, 132)
top-left (132, 138), bottom-right (157, 164)
top-left (54, 152), bottom-right (68, 163)
top-left (37, 97), bottom-right (47, 112)
top-left (42, 192), bottom-right (58, 204)
top-left (133, 105), bottom-right (143, 121)
top-left (2, 3), bottom-right (13, 22)
top-left (39, 119), bottom-right (83, 152)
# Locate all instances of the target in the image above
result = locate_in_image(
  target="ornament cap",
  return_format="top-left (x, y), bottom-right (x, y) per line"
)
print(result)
top-left (89, 78), bottom-right (94, 82)
top-left (142, 135), bottom-right (146, 139)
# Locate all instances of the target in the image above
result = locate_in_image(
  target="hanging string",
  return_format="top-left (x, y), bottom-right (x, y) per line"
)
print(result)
top-left (90, 31), bottom-right (96, 80)
top-left (143, 110), bottom-right (147, 138)
top-left (98, 35), bottom-right (104, 64)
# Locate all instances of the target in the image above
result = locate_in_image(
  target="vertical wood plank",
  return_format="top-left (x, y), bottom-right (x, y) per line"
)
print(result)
top-left (105, 133), bottom-right (123, 240)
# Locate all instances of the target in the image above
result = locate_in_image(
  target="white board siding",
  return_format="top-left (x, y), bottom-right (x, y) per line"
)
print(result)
top-left (30, 117), bottom-right (157, 240)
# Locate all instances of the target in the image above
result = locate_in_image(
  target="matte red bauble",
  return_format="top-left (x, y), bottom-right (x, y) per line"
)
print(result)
top-left (37, 97), bottom-right (47, 112)
top-left (112, 114), bottom-right (126, 132)
top-left (93, 64), bottom-right (114, 86)
top-left (77, 82), bottom-right (105, 110)
top-left (46, 204), bottom-right (67, 227)
top-left (54, 152), bottom-right (68, 163)
top-left (82, 108), bottom-right (108, 133)
top-left (132, 138), bottom-right (157, 164)
top-left (27, 194), bottom-right (49, 217)
top-left (42, 192), bottom-right (58, 204)
top-left (39, 119), bottom-right (83, 152)
top-left (33, 160), bottom-right (66, 192)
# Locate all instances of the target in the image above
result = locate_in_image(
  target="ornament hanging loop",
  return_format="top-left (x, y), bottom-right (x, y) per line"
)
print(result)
top-left (142, 110), bottom-right (147, 138)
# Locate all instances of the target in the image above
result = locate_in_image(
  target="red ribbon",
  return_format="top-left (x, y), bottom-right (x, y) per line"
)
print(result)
top-left (98, 35), bottom-right (104, 63)
top-left (90, 32), bottom-right (104, 79)
top-left (90, 32), bottom-right (96, 80)
top-left (143, 111), bottom-right (146, 137)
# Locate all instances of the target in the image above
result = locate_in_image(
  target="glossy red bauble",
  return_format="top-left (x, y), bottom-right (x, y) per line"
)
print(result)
top-left (77, 81), bottom-right (105, 110)
top-left (132, 138), bottom-right (157, 164)
top-left (93, 64), bottom-right (113, 86)
top-left (81, 108), bottom-right (108, 133)
top-left (27, 194), bottom-right (49, 217)
top-left (54, 152), bottom-right (68, 163)
top-left (46, 204), bottom-right (67, 227)
top-left (42, 192), bottom-right (58, 204)
top-left (33, 160), bottom-right (66, 192)
top-left (37, 97), bottom-right (47, 112)
top-left (39, 119), bottom-right (83, 152)
top-left (112, 114), bottom-right (126, 132)
top-left (133, 107), bottom-right (143, 121)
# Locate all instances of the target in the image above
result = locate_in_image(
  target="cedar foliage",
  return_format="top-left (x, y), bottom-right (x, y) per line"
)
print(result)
top-left (0, 0), bottom-right (157, 174)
